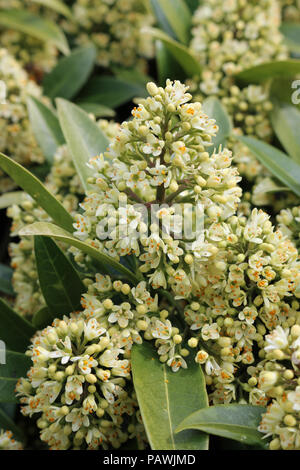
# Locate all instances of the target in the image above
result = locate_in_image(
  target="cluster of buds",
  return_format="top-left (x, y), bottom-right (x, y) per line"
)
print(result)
top-left (0, 430), bottom-right (23, 450)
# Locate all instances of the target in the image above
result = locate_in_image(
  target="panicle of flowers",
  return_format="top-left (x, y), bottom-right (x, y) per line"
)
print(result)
top-left (60, 0), bottom-right (154, 69)
top-left (0, 0), bottom-right (58, 76)
top-left (277, 206), bottom-right (300, 250)
top-left (72, 79), bottom-right (242, 299)
top-left (0, 430), bottom-right (23, 450)
top-left (182, 208), bottom-right (300, 404)
top-left (0, 47), bottom-right (45, 192)
top-left (255, 324), bottom-right (300, 449)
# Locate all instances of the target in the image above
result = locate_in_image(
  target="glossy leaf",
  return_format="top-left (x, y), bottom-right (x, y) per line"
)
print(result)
top-left (271, 77), bottom-right (300, 111)
top-left (145, 28), bottom-right (202, 78)
top-left (0, 349), bottom-right (31, 403)
top-left (235, 60), bottom-right (300, 84)
top-left (0, 405), bottom-right (23, 441)
top-left (0, 9), bottom-right (69, 55)
top-left (0, 191), bottom-right (25, 210)
top-left (131, 342), bottom-right (209, 450)
top-left (31, 0), bottom-right (72, 18)
top-left (0, 264), bottom-right (14, 296)
top-left (76, 102), bottom-right (115, 118)
top-left (202, 97), bottom-right (232, 153)
top-left (236, 136), bottom-right (300, 197)
top-left (280, 23), bottom-right (300, 54)
top-left (0, 298), bottom-right (36, 353)
top-left (20, 222), bottom-right (140, 284)
top-left (0, 153), bottom-right (74, 232)
top-left (56, 98), bottom-right (109, 192)
top-left (270, 102), bottom-right (300, 164)
top-left (32, 306), bottom-right (53, 330)
top-left (43, 45), bottom-right (97, 100)
top-left (176, 404), bottom-right (266, 448)
top-left (27, 95), bottom-right (65, 164)
top-left (78, 76), bottom-right (148, 108)
top-left (150, 0), bottom-right (191, 45)
top-left (34, 235), bottom-right (85, 318)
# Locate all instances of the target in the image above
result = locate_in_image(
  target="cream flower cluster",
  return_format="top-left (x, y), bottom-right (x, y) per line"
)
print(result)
top-left (0, 47), bottom-right (44, 192)
top-left (0, 0), bottom-right (58, 76)
top-left (183, 208), bottom-right (300, 404)
top-left (189, 0), bottom-right (288, 188)
top-left (0, 430), bottom-right (23, 450)
top-left (8, 119), bottom-right (119, 317)
top-left (277, 206), bottom-right (300, 250)
top-left (72, 79), bottom-right (242, 299)
top-left (61, 0), bottom-right (154, 69)
top-left (256, 324), bottom-right (300, 450)
top-left (15, 274), bottom-right (170, 449)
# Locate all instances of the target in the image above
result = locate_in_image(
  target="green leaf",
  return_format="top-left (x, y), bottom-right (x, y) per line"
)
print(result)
top-left (34, 235), bottom-right (85, 318)
top-left (0, 405), bottom-right (23, 441)
top-left (156, 40), bottom-right (186, 85)
top-left (176, 404), bottom-right (266, 448)
top-left (0, 191), bottom-right (25, 210)
top-left (150, 0), bottom-right (191, 45)
top-left (271, 77), bottom-right (300, 111)
top-left (270, 102), bottom-right (300, 164)
top-left (0, 152), bottom-right (74, 232)
top-left (0, 350), bottom-right (31, 403)
top-left (280, 23), bottom-right (300, 54)
top-left (0, 298), bottom-right (36, 353)
top-left (19, 222), bottom-right (140, 284)
top-left (78, 76), bottom-right (148, 109)
top-left (76, 102), bottom-right (115, 118)
top-left (56, 98), bottom-right (109, 192)
top-left (144, 28), bottom-right (202, 78)
top-left (43, 45), bottom-right (97, 100)
top-left (0, 9), bottom-right (69, 55)
top-left (236, 136), bottom-right (300, 197)
top-left (32, 306), bottom-right (53, 330)
top-left (235, 60), bottom-right (300, 84)
top-left (27, 96), bottom-right (65, 164)
top-left (185, 0), bottom-right (200, 13)
top-left (131, 342), bottom-right (209, 450)
top-left (0, 264), bottom-right (14, 296)
top-left (202, 97), bottom-right (232, 153)
top-left (30, 0), bottom-right (72, 18)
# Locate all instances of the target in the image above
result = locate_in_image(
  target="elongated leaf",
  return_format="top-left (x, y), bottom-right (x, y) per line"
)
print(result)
top-left (185, 0), bottom-right (200, 13)
top-left (145, 28), bottom-right (202, 77)
top-left (32, 306), bottom-right (53, 330)
top-left (202, 97), bottom-right (232, 153)
top-left (76, 102), bottom-right (115, 118)
top-left (0, 191), bottom-right (25, 210)
top-left (31, 0), bottom-right (72, 18)
top-left (0, 298), bottom-right (36, 353)
top-left (156, 40), bottom-right (186, 85)
top-left (280, 23), bottom-right (300, 54)
top-left (270, 102), bottom-right (300, 163)
top-left (34, 235), bottom-right (85, 318)
top-left (78, 76), bottom-right (148, 109)
top-left (0, 264), bottom-right (14, 296)
top-left (27, 96), bottom-right (65, 164)
top-left (43, 45), bottom-right (97, 100)
top-left (0, 152), bottom-right (74, 232)
top-left (271, 77), bottom-right (300, 111)
top-left (150, 0), bottom-right (191, 45)
top-left (0, 9), bottom-right (69, 55)
top-left (56, 98), bottom-right (109, 192)
top-left (0, 350), bottom-right (31, 402)
top-left (235, 60), bottom-right (300, 84)
top-left (20, 222), bottom-right (140, 284)
top-left (236, 136), bottom-right (300, 197)
top-left (176, 404), bottom-right (266, 448)
top-left (0, 405), bottom-right (23, 441)
top-left (131, 342), bottom-right (209, 450)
